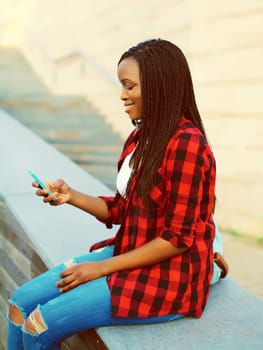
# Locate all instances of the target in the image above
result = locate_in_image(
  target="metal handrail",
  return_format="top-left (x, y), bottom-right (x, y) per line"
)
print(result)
top-left (57, 50), bottom-right (119, 87)
top-left (26, 37), bottom-right (119, 87)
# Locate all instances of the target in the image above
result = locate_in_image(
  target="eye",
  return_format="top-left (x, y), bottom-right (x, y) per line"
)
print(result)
top-left (126, 85), bottom-right (134, 91)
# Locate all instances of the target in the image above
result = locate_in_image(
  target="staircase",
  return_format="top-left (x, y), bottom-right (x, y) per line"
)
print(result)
top-left (0, 47), bottom-right (122, 190)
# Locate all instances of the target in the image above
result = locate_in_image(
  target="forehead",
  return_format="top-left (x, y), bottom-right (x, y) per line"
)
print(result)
top-left (117, 57), bottom-right (140, 81)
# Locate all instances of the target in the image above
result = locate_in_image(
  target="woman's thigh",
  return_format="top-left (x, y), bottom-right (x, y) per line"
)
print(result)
top-left (36, 275), bottom-right (183, 344)
top-left (36, 276), bottom-right (111, 342)
top-left (10, 245), bottom-right (114, 318)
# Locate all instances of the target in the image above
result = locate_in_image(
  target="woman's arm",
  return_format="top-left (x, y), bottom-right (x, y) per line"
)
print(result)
top-left (57, 237), bottom-right (187, 292)
top-left (33, 179), bottom-right (109, 221)
top-left (67, 188), bottom-right (109, 221)
top-left (160, 132), bottom-right (214, 248)
top-left (101, 237), bottom-right (187, 274)
top-left (34, 131), bottom-right (138, 222)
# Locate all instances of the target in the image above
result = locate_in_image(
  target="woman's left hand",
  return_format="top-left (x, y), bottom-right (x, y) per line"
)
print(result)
top-left (56, 261), bottom-right (105, 293)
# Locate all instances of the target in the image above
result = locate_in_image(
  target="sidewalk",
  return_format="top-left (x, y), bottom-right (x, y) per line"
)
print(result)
top-left (221, 232), bottom-right (263, 299)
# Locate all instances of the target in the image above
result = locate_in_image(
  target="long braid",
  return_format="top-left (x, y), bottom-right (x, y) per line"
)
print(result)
top-left (118, 39), bottom-right (207, 202)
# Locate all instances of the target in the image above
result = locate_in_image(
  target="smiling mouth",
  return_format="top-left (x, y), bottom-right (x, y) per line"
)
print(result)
top-left (124, 104), bottom-right (134, 113)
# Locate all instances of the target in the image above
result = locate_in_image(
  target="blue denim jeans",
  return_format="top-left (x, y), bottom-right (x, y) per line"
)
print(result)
top-left (7, 245), bottom-right (183, 350)
top-left (7, 224), bottom-right (223, 350)
top-left (211, 222), bottom-right (224, 285)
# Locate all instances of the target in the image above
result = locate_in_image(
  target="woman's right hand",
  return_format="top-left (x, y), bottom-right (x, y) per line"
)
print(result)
top-left (33, 179), bottom-right (71, 206)
top-left (33, 178), bottom-right (109, 219)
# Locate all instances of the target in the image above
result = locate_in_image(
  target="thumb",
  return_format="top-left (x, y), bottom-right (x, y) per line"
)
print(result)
top-left (54, 178), bottom-right (65, 189)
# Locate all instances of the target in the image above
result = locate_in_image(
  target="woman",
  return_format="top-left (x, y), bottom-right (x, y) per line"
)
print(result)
top-left (7, 39), bottom-right (228, 349)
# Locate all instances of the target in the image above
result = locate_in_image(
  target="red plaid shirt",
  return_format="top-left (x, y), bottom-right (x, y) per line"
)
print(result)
top-left (90, 116), bottom-right (216, 318)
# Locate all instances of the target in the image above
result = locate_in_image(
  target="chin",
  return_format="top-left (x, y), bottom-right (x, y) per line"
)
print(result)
top-left (130, 114), bottom-right (140, 121)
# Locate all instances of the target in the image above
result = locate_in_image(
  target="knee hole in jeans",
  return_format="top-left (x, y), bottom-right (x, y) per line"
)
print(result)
top-left (9, 303), bottom-right (24, 325)
top-left (24, 308), bottom-right (48, 334)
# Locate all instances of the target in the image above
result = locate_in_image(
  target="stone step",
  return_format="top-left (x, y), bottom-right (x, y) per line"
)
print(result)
top-left (0, 96), bottom-right (97, 115)
top-left (0, 48), bottom-right (50, 97)
top-left (0, 47), bottom-right (122, 190)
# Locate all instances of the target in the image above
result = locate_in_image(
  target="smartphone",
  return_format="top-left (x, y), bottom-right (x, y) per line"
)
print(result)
top-left (29, 170), bottom-right (57, 202)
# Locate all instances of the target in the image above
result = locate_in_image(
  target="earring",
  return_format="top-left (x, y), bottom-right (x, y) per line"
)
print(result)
top-left (132, 119), bottom-right (142, 128)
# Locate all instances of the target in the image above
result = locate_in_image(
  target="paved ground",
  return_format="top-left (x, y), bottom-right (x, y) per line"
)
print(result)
top-left (221, 231), bottom-right (263, 299)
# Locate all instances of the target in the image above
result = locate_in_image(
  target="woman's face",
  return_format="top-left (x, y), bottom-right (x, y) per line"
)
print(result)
top-left (117, 57), bottom-right (142, 121)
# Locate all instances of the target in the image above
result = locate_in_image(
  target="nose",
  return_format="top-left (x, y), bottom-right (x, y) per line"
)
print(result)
top-left (120, 87), bottom-right (128, 100)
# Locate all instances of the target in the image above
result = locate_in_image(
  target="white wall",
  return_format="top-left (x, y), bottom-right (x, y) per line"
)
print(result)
top-left (1, 0), bottom-right (262, 238)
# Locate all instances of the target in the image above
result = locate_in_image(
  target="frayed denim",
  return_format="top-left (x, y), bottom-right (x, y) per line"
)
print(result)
top-left (7, 224), bottom-right (224, 350)
top-left (7, 226), bottom-right (223, 350)
top-left (7, 246), bottom-right (183, 350)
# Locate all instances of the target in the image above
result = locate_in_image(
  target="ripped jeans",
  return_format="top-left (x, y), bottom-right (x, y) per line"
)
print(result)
top-left (7, 245), bottom-right (183, 350)
top-left (7, 223), bottom-right (224, 350)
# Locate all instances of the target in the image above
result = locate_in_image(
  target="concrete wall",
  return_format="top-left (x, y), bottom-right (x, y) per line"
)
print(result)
top-left (0, 0), bottom-right (262, 238)
top-left (0, 108), bottom-right (114, 349)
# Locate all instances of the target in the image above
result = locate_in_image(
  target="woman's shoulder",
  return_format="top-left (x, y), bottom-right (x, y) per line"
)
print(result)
top-left (178, 116), bottom-right (204, 137)
top-left (166, 117), bottom-right (211, 155)
top-left (168, 117), bottom-right (205, 143)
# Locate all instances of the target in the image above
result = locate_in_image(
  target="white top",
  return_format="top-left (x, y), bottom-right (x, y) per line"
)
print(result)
top-left (116, 150), bottom-right (134, 198)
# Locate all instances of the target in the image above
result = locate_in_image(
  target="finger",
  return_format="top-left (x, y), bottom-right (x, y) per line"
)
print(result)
top-left (54, 178), bottom-right (65, 189)
top-left (59, 279), bottom-right (80, 293)
top-left (60, 267), bottom-right (74, 278)
top-left (48, 192), bottom-right (60, 205)
top-left (32, 181), bottom-right (40, 188)
top-left (42, 190), bottom-right (59, 203)
top-left (36, 189), bottom-right (49, 197)
top-left (43, 194), bottom-right (54, 203)
top-left (49, 197), bottom-right (61, 206)
top-left (56, 274), bottom-right (74, 288)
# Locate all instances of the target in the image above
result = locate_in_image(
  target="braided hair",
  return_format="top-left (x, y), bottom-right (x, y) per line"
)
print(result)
top-left (118, 39), bottom-right (207, 202)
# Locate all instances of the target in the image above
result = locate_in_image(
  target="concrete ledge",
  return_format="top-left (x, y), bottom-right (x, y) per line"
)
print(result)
top-left (0, 109), bottom-right (117, 267)
top-left (0, 109), bottom-right (115, 348)
top-left (98, 278), bottom-right (263, 350)
top-left (1, 109), bottom-right (263, 350)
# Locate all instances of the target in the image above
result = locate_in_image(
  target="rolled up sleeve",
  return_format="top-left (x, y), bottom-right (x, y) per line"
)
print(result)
top-left (160, 132), bottom-right (209, 248)
top-left (98, 192), bottom-right (127, 228)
